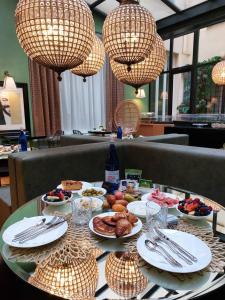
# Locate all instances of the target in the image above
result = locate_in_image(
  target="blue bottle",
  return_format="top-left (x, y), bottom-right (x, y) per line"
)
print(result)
top-left (105, 143), bottom-right (120, 191)
top-left (117, 126), bottom-right (123, 139)
top-left (18, 130), bottom-right (27, 152)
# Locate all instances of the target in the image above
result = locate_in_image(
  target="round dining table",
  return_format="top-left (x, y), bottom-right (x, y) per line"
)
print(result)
top-left (1, 183), bottom-right (225, 299)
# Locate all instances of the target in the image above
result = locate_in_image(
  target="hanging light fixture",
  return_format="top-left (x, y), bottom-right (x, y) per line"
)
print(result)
top-left (103, 0), bottom-right (156, 71)
top-left (212, 60), bottom-right (225, 85)
top-left (71, 35), bottom-right (105, 82)
top-left (15, 0), bottom-right (95, 80)
top-left (110, 34), bottom-right (166, 93)
top-left (135, 88), bottom-right (146, 98)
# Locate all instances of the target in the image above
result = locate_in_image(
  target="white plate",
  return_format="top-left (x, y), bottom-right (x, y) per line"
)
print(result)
top-left (177, 209), bottom-right (213, 220)
top-left (89, 212), bottom-right (142, 239)
top-left (137, 230), bottom-right (212, 273)
top-left (127, 201), bottom-right (160, 218)
top-left (41, 194), bottom-right (72, 206)
top-left (141, 191), bottom-right (180, 209)
top-left (2, 216), bottom-right (68, 248)
top-left (78, 187), bottom-right (107, 197)
top-left (57, 181), bottom-right (92, 193)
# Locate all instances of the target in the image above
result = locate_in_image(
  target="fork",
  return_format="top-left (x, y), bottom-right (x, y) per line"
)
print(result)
top-left (145, 240), bottom-right (182, 268)
top-left (13, 218), bottom-right (47, 239)
top-left (13, 216), bottom-right (58, 242)
top-left (18, 217), bottom-right (65, 244)
top-left (152, 228), bottom-right (193, 265)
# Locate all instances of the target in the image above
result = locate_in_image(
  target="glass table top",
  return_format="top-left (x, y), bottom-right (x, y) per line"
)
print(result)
top-left (1, 183), bottom-right (225, 299)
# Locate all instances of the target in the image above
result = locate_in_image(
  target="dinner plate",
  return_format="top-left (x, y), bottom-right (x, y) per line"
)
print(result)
top-left (2, 216), bottom-right (68, 248)
top-left (137, 230), bottom-right (212, 273)
top-left (57, 181), bottom-right (92, 193)
top-left (127, 201), bottom-right (160, 218)
top-left (41, 194), bottom-right (72, 206)
top-left (141, 191), bottom-right (180, 209)
top-left (78, 187), bottom-right (107, 197)
top-left (89, 212), bottom-right (142, 239)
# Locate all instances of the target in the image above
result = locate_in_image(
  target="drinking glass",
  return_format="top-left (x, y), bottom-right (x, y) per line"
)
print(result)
top-left (72, 197), bottom-right (92, 225)
top-left (146, 201), bottom-right (168, 238)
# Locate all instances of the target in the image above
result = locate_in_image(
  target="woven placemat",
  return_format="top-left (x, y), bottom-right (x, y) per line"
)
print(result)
top-left (123, 218), bottom-right (225, 274)
top-left (6, 214), bottom-right (103, 264)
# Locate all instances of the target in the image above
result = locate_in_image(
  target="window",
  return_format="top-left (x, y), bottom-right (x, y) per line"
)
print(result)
top-left (149, 19), bottom-right (225, 117)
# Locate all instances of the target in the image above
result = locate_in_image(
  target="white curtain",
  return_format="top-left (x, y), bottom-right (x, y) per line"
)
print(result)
top-left (59, 67), bottom-right (106, 134)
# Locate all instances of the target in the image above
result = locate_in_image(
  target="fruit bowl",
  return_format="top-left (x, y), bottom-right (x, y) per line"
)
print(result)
top-left (177, 198), bottom-right (213, 220)
top-left (42, 189), bottom-right (72, 206)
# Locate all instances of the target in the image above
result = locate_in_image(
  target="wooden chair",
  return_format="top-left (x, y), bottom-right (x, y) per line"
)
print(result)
top-left (114, 100), bottom-right (141, 135)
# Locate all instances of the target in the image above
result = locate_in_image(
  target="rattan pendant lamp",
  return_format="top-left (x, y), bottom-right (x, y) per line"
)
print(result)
top-left (103, 0), bottom-right (156, 71)
top-left (110, 34), bottom-right (166, 93)
top-left (212, 60), bottom-right (225, 85)
top-left (71, 35), bottom-right (105, 82)
top-left (15, 0), bottom-right (95, 80)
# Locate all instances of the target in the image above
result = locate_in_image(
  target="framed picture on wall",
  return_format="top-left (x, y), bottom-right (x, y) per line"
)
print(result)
top-left (0, 82), bottom-right (30, 133)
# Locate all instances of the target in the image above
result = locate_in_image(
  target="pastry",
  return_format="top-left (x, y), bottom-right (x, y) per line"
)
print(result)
top-left (93, 217), bottom-right (115, 236)
top-left (127, 213), bottom-right (138, 225)
top-left (102, 216), bottom-right (117, 227)
top-left (61, 180), bottom-right (83, 190)
top-left (112, 212), bottom-right (128, 222)
top-left (115, 219), bottom-right (132, 237)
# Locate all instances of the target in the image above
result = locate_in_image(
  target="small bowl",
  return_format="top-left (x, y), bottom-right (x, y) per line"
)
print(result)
top-left (177, 208), bottom-right (213, 220)
top-left (78, 187), bottom-right (107, 197)
top-left (41, 194), bottom-right (72, 206)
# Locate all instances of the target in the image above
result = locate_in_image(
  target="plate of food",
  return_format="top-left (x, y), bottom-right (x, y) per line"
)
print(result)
top-left (89, 212), bottom-right (142, 238)
top-left (78, 187), bottom-right (107, 197)
top-left (41, 188), bottom-right (72, 206)
top-left (141, 189), bottom-right (180, 208)
top-left (127, 201), bottom-right (160, 218)
top-left (57, 180), bottom-right (92, 193)
top-left (177, 198), bottom-right (213, 220)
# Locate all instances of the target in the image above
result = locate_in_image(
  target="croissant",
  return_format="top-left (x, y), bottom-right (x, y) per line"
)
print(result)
top-left (115, 219), bottom-right (132, 237)
top-left (127, 213), bottom-right (138, 225)
top-left (112, 212), bottom-right (128, 222)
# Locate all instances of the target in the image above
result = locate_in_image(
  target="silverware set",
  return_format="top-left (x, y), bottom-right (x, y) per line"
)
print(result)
top-left (145, 227), bottom-right (198, 268)
top-left (13, 216), bottom-right (65, 244)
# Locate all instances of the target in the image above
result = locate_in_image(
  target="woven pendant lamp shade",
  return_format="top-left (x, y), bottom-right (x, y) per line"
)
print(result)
top-left (105, 252), bottom-right (148, 298)
top-left (29, 243), bottom-right (98, 299)
top-left (110, 34), bottom-right (166, 92)
top-left (71, 35), bottom-right (105, 81)
top-left (15, 0), bottom-right (95, 80)
top-left (103, 0), bottom-right (156, 70)
top-left (212, 60), bottom-right (225, 85)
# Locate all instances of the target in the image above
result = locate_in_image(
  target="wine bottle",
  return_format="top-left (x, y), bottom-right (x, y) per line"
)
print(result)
top-left (18, 129), bottom-right (27, 152)
top-left (105, 143), bottom-right (120, 191)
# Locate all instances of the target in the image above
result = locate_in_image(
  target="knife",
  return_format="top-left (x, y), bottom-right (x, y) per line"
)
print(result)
top-left (18, 220), bottom-right (66, 244)
top-left (155, 227), bottom-right (198, 262)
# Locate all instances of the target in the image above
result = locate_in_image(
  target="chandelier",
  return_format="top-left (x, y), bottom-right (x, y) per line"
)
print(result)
top-left (15, 0), bottom-right (95, 80)
top-left (212, 60), bottom-right (225, 85)
top-left (103, 0), bottom-right (156, 71)
top-left (71, 35), bottom-right (105, 81)
top-left (110, 34), bottom-right (166, 93)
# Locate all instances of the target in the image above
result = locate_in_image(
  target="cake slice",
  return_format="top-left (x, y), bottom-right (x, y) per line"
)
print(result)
top-left (61, 180), bottom-right (83, 191)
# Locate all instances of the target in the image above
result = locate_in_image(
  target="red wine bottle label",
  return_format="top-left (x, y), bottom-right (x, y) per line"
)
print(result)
top-left (105, 170), bottom-right (119, 184)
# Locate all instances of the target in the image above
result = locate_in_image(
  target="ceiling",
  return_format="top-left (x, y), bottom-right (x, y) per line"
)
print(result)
top-left (86, 0), bottom-right (209, 21)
